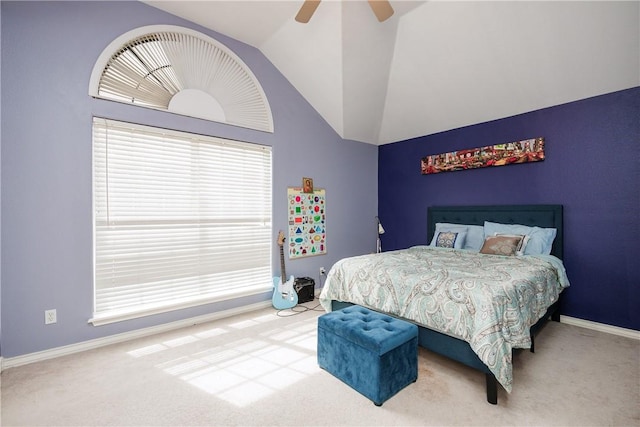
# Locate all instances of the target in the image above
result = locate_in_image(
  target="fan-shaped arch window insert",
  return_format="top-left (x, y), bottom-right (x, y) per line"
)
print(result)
top-left (89, 25), bottom-right (273, 132)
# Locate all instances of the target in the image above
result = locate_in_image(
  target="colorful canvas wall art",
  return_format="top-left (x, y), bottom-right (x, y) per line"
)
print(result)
top-left (421, 137), bottom-right (545, 175)
top-left (287, 187), bottom-right (326, 259)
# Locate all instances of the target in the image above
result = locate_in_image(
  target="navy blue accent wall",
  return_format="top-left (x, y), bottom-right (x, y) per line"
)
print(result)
top-left (378, 87), bottom-right (639, 330)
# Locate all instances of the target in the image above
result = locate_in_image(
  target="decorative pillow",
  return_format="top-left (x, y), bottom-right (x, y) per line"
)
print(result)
top-left (434, 230), bottom-right (467, 249)
top-left (430, 225), bottom-right (466, 246)
top-left (430, 223), bottom-right (484, 251)
top-left (484, 221), bottom-right (557, 255)
top-left (479, 235), bottom-right (525, 256)
top-left (496, 233), bottom-right (530, 256)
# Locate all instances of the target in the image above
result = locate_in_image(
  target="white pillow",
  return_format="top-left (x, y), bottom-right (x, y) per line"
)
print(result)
top-left (430, 222), bottom-right (485, 251)
top-left (483, 221), bottom-right (556, 255)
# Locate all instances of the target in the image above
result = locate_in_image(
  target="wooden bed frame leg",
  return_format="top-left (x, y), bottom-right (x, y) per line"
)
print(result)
top-left (486, 374), bottom-right (498, 405)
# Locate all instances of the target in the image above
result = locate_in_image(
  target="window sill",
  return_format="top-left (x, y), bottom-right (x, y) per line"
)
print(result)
top-left (89, 283), bottom-right (272, 326)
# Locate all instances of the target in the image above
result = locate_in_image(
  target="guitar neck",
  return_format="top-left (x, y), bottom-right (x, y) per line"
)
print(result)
top-left (279, 244), bottom-right (287, 281)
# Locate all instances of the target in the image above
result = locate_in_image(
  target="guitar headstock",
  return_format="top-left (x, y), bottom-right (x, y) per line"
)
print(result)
top-left (277, 230), bottom-right (285, 247)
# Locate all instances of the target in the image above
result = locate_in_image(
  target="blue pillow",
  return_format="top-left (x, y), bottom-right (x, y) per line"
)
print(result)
top-left (483, 221), bottom-right (557, 255)
top-left (430, 223), bottom-right (484, 251)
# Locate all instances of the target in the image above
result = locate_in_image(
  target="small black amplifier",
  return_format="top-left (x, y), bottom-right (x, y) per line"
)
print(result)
top-left (294, 277), bottom-right (315, 303)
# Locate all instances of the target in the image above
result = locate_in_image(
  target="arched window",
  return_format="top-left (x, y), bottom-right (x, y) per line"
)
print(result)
top-left (89, 25), bottom-right (273, 133)
top-left (88, 26), bottom-right (275, 325)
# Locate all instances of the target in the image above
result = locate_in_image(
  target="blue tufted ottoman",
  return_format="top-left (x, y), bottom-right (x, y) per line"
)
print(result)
top-left (317, 305), bottom-right (418, 406)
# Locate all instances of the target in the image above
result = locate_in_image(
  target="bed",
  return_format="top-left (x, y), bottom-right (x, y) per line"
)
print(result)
top-left (319, 204), bottom-right (569, 404)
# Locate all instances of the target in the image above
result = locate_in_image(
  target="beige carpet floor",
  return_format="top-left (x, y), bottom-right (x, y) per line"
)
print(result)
top-left (1, 302), bottom-right (638, 426)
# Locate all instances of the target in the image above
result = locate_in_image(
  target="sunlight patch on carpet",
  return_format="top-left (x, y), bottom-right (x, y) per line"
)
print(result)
top-left (180, 329), bottom-right (317, 406)
top-left (195, 327), bottom-right (229, 339)
top-left (125, 311), bottom-right (322, 407)
top-left (127, 343), bottom-right (168, 358)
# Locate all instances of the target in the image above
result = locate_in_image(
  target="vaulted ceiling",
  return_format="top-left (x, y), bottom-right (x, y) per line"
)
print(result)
top-left (144, 1), bottom-right (639, 145)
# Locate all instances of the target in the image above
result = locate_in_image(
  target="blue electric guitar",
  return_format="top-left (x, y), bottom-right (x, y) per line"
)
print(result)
top-left (272, 230), bottom-right (298, 309)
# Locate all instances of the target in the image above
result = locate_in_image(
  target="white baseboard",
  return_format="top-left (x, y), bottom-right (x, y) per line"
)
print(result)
top-left (2, 305), bottom-right (636, 373)
top-left (560, 315), bottom-right (640, 340)
top-left (1, 301), bottom-right (272, 372)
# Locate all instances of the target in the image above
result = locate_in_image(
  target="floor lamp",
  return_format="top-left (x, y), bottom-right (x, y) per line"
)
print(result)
top-left (376, 216), bottom-right (385, 253)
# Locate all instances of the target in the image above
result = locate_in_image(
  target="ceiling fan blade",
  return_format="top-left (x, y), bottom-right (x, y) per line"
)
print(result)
top-left (368, 0), bottom-right (394, 22)
top-left (295, 0), bottom-right (322, 23)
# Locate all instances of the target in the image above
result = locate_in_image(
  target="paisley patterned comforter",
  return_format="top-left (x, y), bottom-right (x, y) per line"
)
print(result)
top-left (319, 246), bottom-right (570, 392)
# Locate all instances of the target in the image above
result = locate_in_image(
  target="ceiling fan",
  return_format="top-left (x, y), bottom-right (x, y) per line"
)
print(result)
top-left (295, 0), bottom-right (394, 23)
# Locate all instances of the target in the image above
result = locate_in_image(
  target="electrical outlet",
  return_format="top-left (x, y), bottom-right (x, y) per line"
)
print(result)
top-left (45, 309), bottom-right (57, 325)
top-left (320, 267), bottom-right (326, 276)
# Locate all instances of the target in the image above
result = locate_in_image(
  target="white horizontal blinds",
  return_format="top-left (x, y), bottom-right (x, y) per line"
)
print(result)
top-left (92, 118), bottom-right (272, 322)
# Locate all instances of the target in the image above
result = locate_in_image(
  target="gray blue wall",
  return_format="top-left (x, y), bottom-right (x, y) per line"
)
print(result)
top-left (0, 1), bottom-right (377, 358)
top-left (379, 87), bottom-right (639, 331)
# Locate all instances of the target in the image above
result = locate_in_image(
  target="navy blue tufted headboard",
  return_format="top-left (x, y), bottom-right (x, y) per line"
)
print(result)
top-left (427, 205), bottom-right (563, 260)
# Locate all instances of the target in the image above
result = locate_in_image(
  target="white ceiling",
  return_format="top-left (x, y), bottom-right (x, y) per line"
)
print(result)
top-left (144, 1), bottom-right (639, 145)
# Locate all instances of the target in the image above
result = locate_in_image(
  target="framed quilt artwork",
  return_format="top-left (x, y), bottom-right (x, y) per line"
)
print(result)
top-left (287, 187), bottom-right (326, 259)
